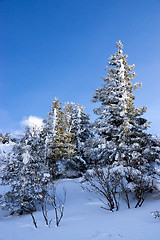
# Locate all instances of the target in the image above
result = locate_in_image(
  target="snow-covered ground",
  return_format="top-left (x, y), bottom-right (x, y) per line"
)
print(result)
top-left (0, 178), bottom-right (160, 240)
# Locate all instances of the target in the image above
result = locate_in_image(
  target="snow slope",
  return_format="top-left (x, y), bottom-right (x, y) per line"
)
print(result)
top-left (0, 178), bottom-right (160, 240)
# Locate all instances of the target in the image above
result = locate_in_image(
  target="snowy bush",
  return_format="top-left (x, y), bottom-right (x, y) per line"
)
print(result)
top-left (84, 167), bottom-right (121, 211)
top-left (83, 164), bottom-right (156, 211)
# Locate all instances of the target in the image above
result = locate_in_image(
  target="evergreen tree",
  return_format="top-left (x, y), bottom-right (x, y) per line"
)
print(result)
top-left (43, 98), bottom-right (91, 178)
top-left (63, 102), bottom-right (91, 159)
top-left (43, 98), bottom-right (77, 178)
top-left (1, 127), bottom-right (51, 215)
top-left (63, 102), bottom-right (91, 173)
top-left (84, 41), bottom-right (160, 209)
top-left (90, 41), bottom-right (158, 174)
top-left (43, 97), bottom-right (63, 172)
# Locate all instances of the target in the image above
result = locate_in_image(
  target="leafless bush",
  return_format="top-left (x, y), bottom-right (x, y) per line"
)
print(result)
top-left (39, 184), bottom-right (66, 227)
top-left (124, 167), bottom-right (154, 208)
top-left (50, 186), bottom-right (66, 227)
top-left (133, 172), bottom-right (153, 208)
top-left (84, 167), bottom-right (120, 211)
top-left (119, 178), bottom-right (130, 209)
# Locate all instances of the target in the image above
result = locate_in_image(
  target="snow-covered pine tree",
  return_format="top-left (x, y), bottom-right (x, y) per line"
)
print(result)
top-left (1, 128), bottom-right (30, 214)
top-left (75, 104), bottom-right (91, 160)
top-left (84, 41), bottom-right (160, 209)
top-left (63, 102), bottom-right (91, 174)
top-left (63, 102), bottom-right (91, 157)
top-left (43, 98), bottom-right (78, 178)
top-left (1, 127), bottom-right (51, 215)
top-left (43, 97), bottom-right (63, 173)
top-left (90, 41), bottom-right (158, 174)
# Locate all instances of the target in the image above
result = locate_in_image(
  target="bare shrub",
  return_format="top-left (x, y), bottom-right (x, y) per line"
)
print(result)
top-left (125, 167), bottom-right (154, 208)
top-left (38, 184), bottom-right (66, 227)
top-left (133, 173), bottom-right (152, 208)
top-left (119, 178), bottom-right (130, 209)
top-left (84, 167), bottom-right (120, 211)
top-left (50, 186), bottom-right (66, 227)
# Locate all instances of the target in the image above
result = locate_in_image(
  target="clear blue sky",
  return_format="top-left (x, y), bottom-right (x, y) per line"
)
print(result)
top-left (0, 0), bottom-right (160, 135)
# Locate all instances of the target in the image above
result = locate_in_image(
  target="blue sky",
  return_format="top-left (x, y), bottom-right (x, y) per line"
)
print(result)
top-left (0, 0), bottom-right (160, 135)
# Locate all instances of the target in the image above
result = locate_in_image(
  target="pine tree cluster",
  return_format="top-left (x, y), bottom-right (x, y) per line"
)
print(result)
top-left (0, 41), bottom-right (160, 216)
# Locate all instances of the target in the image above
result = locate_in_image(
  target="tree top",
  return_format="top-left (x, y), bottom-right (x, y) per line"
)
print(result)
top-left (116, 40), bottom-right (123, 50)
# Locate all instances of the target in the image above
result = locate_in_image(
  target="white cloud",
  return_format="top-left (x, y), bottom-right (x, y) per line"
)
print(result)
top-left (21, 116), bottom-right (43, 131)
top-left (13, 130), bottom-right (23, 137)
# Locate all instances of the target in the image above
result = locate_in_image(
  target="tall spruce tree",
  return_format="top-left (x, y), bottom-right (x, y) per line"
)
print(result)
top-left (90, 41), bottom-right (157, 173)
top-left (43, 98), bottom-right (77, 178)
top-left (84, 41), bottom-right (160, 209)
